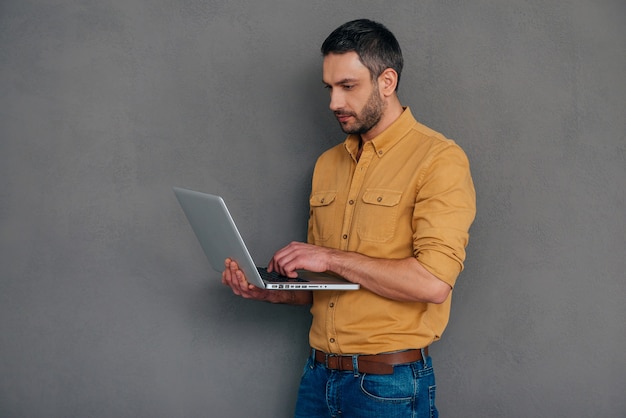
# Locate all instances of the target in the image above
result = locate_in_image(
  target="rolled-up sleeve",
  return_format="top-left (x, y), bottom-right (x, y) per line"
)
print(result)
top-left (413, 143), bottom-right (476, 287)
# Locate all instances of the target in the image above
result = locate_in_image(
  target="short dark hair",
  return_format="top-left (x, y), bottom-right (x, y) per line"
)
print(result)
top-left (321, 19), bottom-right (404, 90)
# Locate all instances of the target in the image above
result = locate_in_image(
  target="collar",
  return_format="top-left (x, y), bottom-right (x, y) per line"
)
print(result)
top-left (343, 107), bottom-right (416, 160)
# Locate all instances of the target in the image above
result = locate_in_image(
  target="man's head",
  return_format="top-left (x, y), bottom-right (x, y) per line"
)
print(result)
top-left (321, 19), bottom-right (403, 91)
top-left (321, 20), bottom-right (405, 139)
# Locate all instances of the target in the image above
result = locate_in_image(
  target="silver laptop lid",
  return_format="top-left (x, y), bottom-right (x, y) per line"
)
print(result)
top-left (173, 187), bottom-right (359, 290)
top-left (174, 187), bottom-right (266, 288)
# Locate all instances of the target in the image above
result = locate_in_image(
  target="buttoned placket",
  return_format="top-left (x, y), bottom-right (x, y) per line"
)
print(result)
top-left (325, 142), bottom-right (378, 352)
top-left (339, 142), bottom-right (375, 251)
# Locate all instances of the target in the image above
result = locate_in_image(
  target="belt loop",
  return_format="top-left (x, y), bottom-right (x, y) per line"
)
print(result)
top-left (420, 347), bottom-right (427, 364)
top-left (351, 355), bottom-right (359, 377)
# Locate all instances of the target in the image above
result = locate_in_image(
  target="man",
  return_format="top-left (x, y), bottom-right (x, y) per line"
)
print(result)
top-left (222, 19), bottom-right (475, 417)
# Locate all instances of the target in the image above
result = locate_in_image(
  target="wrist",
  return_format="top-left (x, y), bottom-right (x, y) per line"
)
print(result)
top-left (327, 248), bottom-right (359, 281)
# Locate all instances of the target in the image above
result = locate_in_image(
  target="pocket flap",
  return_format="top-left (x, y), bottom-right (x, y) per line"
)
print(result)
top-left (310, 191), bottom-right (337, 207)
top-left (362, 189), bottom-right (402, 207)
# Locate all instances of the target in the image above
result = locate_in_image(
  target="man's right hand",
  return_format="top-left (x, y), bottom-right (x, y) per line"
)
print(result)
top-left (221, 258), bottom-right (312, 305)
top-left (221, 258), bottom-right (273, 301)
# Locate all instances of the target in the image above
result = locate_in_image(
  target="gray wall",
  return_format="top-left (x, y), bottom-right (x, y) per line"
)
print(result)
top-left (1, 1), bottom-right (624, 417)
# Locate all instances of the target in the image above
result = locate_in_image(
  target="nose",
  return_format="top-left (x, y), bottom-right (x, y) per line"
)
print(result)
top-left (328, 89), bottom-right (344, 112)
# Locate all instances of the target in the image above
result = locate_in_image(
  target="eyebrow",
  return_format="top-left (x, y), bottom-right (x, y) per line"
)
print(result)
top-left (322, 78), bottom-right (360, 86)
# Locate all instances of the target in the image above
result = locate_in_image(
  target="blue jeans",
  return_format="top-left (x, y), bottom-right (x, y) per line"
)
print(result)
top-left (294, 350), bottom-right (438, 418)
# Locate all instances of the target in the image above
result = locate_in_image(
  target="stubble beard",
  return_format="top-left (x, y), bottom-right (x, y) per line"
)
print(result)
top-left (337, 87), bottom-right (386, 136)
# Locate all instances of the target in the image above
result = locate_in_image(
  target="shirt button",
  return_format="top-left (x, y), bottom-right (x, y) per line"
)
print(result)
top-left (377, 196), bottom-right (383, 202)
top-left (342, 234), bottom-right (348, 239)
top-left (329, 338), bottom-right (336, 343)
top-left (329, 303), bottom-right (335, 308)
top-left (349, 200), bottom-right (354, 205)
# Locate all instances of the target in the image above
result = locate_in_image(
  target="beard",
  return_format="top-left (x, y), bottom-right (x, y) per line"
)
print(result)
top-left (336, 86), bottom-right (386, 135)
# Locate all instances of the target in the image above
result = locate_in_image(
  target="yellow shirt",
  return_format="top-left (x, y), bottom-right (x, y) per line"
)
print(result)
top-left (307, 108), bottom-right (476, 354)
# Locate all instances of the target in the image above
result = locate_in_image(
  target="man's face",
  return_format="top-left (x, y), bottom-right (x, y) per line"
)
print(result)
top-left (323, 52), bottom-right (386, 136)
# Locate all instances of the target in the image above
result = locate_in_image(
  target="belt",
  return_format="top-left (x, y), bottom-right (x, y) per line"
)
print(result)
top-left (312, 347), bottom-right (428, 375)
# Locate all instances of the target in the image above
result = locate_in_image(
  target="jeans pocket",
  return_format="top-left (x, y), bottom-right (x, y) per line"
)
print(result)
top-left (428, 384), bottom-right (438, 417)
top-left (301, 356), bottom-right (314, 377)
top-left (359, 368), bottom-right (414, 403)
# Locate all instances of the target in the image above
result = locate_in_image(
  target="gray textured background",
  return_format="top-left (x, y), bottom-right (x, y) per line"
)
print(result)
top-left (1, 1), bottom-right (625, 417)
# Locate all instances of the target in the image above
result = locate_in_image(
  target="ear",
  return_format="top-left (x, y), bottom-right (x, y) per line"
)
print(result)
top-left (378, 68), bottom-right (398, 97)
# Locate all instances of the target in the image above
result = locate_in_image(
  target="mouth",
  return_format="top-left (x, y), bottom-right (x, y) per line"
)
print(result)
top-left (335, 113), bottom-right (353, 124)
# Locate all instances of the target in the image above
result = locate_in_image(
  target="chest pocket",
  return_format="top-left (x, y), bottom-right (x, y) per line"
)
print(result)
top-left (309, 191), bottom-right (337, 243)
top-left (357, 189), bottom-right (403, 242)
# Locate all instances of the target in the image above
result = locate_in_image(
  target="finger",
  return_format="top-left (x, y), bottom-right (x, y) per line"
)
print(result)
top-left (222, 258), bottom-right (233, 280)
top-left (222, 269), bottom-right (233, 287)
top-left (222, 259), bottom-right (238, 287)
top-left (274, 250), bottom-right (302, 278)
top-left (271, 245), bottom-right (295, 274)
top-left (267, 257), bottom-right (279, 273)
top-left (223, 260), bottom-right (247, 295)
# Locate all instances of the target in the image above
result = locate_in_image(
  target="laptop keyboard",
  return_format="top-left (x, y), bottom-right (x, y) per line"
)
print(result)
top-left (257, 267), bottom-right (309, 283)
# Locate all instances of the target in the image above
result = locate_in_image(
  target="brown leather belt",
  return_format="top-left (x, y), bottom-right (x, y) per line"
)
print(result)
top-left (313, 347), bottom-right (428, 375)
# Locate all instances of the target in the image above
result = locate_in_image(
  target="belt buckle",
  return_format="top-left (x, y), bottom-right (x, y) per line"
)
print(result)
top-left (324, 353), bottom-right (334, 369)
top-left (330, 354), bottom-right (354, 372)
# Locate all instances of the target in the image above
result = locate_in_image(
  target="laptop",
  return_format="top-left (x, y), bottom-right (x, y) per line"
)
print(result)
top-left (173, 187), bottom-right (359, 290)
